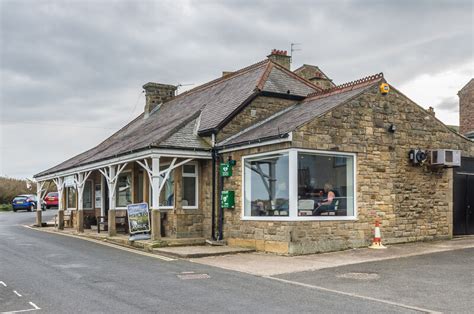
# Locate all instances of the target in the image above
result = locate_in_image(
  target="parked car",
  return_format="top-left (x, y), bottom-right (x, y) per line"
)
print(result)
top-left (11, 194), bottom-right (46, 212)
top-left (43, 192), bottom-right (59, 209)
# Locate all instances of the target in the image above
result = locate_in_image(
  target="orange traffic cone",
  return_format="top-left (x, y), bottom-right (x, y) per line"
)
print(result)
top-left (369, 220), bottom-right (386, 249)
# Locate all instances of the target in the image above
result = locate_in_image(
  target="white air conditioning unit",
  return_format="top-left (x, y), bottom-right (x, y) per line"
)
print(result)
top-left (429, 149), bottom-right (461, 167)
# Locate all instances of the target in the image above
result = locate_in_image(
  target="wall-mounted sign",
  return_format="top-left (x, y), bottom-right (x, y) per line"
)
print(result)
top-left (94, 184), bottom-right (101, 209)
top-left (127, 203), bottom-right (151, 239)
top-left (220, 163), bottom-right (233, 177)
top-left (64, 175), bottom-right (75, 187)
top-left (221, 190), bottom-right (235, 209)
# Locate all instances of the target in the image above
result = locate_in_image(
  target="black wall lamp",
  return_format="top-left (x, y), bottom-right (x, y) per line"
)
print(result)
top-left (388, 124), bottom-right (396, 133)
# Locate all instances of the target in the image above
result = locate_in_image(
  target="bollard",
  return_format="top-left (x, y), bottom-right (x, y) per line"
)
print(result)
top-left (108, 209), bottom-right (116, 236)
top-left (151, 209), bottom-right (161, 240)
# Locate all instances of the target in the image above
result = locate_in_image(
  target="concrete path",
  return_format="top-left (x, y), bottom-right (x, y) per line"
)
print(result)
top-left (190, 236), bottom-right (474, 276)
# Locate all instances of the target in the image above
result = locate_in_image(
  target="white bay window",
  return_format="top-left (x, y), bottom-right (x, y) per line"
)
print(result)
top-left (243, 149), bottom-right (356, 220)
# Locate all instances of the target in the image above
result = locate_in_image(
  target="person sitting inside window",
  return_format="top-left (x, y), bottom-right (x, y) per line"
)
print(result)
top-left (313, 183), bottom-right (338, 215)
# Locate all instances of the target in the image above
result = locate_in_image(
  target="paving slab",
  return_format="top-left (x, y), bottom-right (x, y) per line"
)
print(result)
top-left (154, 245), bottom-right (255, 258)
top-left (190, 236), bottom-right (474, 276)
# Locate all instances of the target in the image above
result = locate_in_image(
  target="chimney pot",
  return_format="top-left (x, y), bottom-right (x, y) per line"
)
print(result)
top-left (267, 48), bottom-right (291, 70)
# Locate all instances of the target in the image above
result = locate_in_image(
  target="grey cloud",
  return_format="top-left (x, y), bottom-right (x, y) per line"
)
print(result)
top-left (437, 97), bottom-right (460, 111)
top-left (1, 0), bottom-right (472, 178)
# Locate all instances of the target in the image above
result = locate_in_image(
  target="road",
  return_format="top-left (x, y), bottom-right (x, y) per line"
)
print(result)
top-left (0, 210), bottom-right (472, 313)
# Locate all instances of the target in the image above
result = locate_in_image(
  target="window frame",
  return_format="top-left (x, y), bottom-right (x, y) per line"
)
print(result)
top-left (241, 148), bottom-right (357, 221)
top-left (181, 162), bottom-right (199, 209)
top-left (82, 179), bottom-right (94, 210)
top-left (115, 170), bottom-right (133, 209)
top-left (66, 186), bottom-right (77, 210)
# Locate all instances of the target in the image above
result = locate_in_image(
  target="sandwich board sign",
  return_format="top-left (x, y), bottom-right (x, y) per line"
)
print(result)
top-left (127, 203), bottom-right (151, 241)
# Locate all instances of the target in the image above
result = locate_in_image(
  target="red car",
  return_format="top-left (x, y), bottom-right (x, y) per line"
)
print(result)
top-left (44, 192), bottom-right (59, 209)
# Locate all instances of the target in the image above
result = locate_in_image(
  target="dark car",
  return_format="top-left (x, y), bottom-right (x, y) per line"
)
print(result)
top-left (12, 194), bottom-right (46, 212)
top-left (44, 192), bottom-right (59, 209)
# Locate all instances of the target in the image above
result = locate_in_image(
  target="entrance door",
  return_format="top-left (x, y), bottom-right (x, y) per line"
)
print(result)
top-left (453, 157), bottom-right (474, 235)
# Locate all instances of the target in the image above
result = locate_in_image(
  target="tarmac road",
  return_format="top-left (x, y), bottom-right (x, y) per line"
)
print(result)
top-left (0, 210), bottom-right (471, 313)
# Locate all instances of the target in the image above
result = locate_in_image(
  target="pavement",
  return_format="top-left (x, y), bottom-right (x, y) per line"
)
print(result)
top-left (190, 236), bottom-right (474, 276)
top-left (2, 210), bottom-right (474, 313)
top-left (34, 217), bottom-right (474, 277)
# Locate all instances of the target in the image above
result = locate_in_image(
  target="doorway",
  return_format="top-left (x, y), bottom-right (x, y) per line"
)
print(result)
top-left (453, 157), bottom-right (474, 235)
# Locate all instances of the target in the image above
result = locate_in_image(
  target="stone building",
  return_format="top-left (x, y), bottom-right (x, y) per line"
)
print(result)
top-left (459, 79), bottom-right (474, 139)
top-left (34, 50), bottom-right (474, 255)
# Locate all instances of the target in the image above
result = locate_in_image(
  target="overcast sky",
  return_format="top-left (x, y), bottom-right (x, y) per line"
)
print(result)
top-left (1, 0), bottom-right (473, 179)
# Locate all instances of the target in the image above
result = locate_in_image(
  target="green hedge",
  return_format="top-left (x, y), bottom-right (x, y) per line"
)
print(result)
top-left (0, 204), bottom-right (12, 212)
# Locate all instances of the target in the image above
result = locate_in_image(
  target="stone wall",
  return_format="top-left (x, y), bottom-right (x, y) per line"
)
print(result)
top-left (217, 96), bottom-right (296, 142)
top-left (218, 84), bottom-right (474, 255)
top-left (459, 80), bottom-right (474, 135)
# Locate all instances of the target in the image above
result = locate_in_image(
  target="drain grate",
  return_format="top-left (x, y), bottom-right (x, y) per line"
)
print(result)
top-left (337, 272), bottom-right (380, 280)
top-left (177, 272), bottom-right (210, 280)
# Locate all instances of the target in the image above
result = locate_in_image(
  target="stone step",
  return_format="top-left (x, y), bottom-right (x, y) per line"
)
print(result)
top-left (153, 245), bottom-right (255, 258)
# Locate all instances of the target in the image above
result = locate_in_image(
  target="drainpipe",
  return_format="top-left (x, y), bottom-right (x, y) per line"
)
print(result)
top-left (211, 133), bottom-right (217, 240)
top-left (218, 154), bottom-right (224, 240)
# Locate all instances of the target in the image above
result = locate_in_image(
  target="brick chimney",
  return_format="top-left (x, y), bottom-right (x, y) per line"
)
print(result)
top-left (458, 79), bottom-right (474, 136)
top-left (293, 64), bottom-right (335, 90)
top-left (143, 82), bottom-right (177, 118)
top-left (427, 106), bottom-right (435, 116)
top-left (267, 49), bottom-right (291, 70)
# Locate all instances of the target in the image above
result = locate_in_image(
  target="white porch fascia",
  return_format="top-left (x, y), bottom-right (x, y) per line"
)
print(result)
top-left (35, 148), bottom-right (211, 181)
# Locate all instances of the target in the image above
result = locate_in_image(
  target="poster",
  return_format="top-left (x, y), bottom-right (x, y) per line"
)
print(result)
top-left (94, 184), bottom-right (101, 208)
top-left (127, 203), bottom-right (151, 235)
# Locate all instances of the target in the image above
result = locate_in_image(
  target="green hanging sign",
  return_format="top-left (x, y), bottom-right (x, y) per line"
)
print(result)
top-left (220, 163), bottom-right (233, 177)
top-left (221, 190), bottom-right (235, 209)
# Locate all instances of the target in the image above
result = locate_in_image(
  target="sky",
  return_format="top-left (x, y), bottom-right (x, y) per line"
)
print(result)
top-left (0, 0), bottom-right (473, 179)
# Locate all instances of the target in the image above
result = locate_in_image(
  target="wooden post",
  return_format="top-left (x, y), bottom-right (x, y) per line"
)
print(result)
top-left (35, 181), bottom-right (45, 227)
top-left (53, 177), bottom-right (65, 230)
top-left (151, 156), bottom-right (161, 240)
top-left (75, 171), bottom-right (91, 233)
top-left (99, 164), bottom-right (127, 237)
top-left (108, 208), bottom-right (116, 236)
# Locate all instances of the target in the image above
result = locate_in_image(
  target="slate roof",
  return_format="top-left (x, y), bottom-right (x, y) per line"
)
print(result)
top-left (218, 74), bottom-right (384, 147)
top-left (35, 59), bottom-right (319, 177)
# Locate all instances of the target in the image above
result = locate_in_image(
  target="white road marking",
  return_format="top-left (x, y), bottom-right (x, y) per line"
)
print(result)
top-left (0, 302), bottom-right (41, 313)
top-left (23, 225), bottom-right (175, 261)
top-left (0, 281), bottom-right (6, 287)
top-left (13, 290), bottom-right (22, 297)
top-left (264, 276), bottom-right (441, 314)
top-left (29, 302), bottom-right (40, 310)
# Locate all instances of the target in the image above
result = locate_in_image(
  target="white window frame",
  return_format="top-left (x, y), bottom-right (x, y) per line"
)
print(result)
top-left (66, 186), bottom-right (77, 210)
top-left (116, 170), bottom-right (133, 209)
top-left (82, 179), bottom-right (94, 210)
top-left (182, 162), bottom-right (199, 209)
top-left (241, 148), bottom-right (357, 221)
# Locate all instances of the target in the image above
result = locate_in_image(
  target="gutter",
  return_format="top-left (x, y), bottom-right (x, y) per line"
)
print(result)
top-left (216, 133), bottom-right (291, 152)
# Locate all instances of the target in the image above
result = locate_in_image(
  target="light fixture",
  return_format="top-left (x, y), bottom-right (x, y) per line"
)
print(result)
top-left (388, 124), bottom-right (396, 133)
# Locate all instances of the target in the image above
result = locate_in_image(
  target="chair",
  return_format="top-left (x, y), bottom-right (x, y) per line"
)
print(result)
top-left (298, 200), bottom-right (314, 216)
top-left (97, 215), bottom-right (107, 233)
top-left (319, 199), bottom-right (340, 216)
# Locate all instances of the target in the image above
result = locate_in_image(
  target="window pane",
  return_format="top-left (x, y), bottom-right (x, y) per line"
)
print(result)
top-left (182, 177), bottom-right (196, 207)
top-left (159, 169), bottom-right (174, 207)
top-left (244, 153), bottom-right (289, 216)
top-left (116, 173), bottom-right (132, 207)
top-left (137, 171), bottom-right (144, 203)
top-left (67, 187), bottom-right (76, 208)
top-left (83, 181), bottom-right (93, 209)
top-left (297, 153), bottom-right (354, 217)
top-left (183, 164), bottom-right (195, 175)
